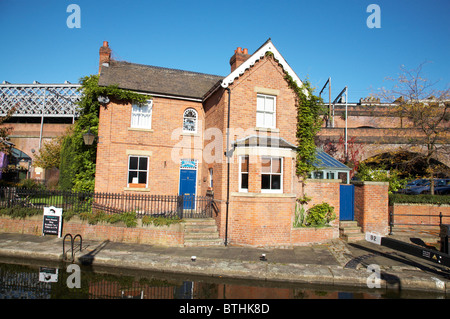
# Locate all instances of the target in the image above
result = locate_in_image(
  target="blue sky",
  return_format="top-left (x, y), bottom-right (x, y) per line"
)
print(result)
top-left (1, 0), bottom-right (449, 102)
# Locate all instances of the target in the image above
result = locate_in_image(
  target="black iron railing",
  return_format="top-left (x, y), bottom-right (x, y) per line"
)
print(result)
top-left (389, 210), bottom-right (449, 235)
top-left (0, 187), bottom-right (214, 219)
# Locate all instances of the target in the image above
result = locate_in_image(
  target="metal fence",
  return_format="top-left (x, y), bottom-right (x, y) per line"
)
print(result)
top-left (0, 187), bottom-right (214, 219)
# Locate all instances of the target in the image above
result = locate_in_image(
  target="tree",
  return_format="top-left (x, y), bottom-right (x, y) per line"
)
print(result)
top-left (33, 134), bottom-right (64, 169)
top-left (378, 62), bottom-right (450, 194)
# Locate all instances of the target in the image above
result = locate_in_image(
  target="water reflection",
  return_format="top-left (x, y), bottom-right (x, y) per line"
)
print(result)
top-left (0, 258), bottom-right (444, 299)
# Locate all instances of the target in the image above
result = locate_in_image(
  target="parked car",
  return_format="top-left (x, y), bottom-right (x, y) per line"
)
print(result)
top-left (397, 178), bottom-right (428, 194)
top-left (408, 179), bottom-right (450, 195)
top-left (424, 179), bottom-right (450, 195)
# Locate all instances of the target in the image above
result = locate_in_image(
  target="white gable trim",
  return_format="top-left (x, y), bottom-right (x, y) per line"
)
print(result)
top-left (221, 40), bottom-right (303, 90)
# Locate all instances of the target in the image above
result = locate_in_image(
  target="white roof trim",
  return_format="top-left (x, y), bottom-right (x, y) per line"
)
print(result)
top-left (221, 40), bottom-right (304, 91)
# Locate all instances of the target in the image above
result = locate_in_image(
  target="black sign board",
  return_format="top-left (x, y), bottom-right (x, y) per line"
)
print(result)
top-left (42, 207), bottom-right (62, 237)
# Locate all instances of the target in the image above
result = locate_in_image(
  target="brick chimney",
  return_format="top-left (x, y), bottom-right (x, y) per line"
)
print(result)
top-left (229, 47), bottom-right (250, 72)
top-left (99, 41), bottom-right (111, 74)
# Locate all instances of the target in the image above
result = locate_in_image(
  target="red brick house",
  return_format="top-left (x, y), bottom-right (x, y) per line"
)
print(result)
top-left (95, 39), bottom-right (389, 246)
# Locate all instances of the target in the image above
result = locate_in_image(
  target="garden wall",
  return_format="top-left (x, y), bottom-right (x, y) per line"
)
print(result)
top-left (0, 215), bottom-right (185, 246)
top-left (389, 203), bottom-right (450, 232)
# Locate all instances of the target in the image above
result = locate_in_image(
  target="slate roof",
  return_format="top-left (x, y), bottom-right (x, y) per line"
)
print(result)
top-left (313, 149), bottom-right (351, 171)
top-left (98, 61), bottom-right (224, 100)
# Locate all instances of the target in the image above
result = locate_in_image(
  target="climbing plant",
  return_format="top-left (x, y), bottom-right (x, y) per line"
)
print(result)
top-left (285, 75), bottom-right (324, 177)
top-left (265, 52), bottom-right (324, 178)
top-left (59, 74), bottom-right (151, 191)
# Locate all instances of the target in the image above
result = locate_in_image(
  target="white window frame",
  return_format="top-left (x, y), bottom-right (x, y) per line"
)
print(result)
top-left (182, 108), bottom-right (198, 133)
top-left (127, 155), bottom-right (149, 188)
top-left (238, 155), bottom-right (249, 193)
top-left (131, 100), bottom-right (153, 129)
top-left (256, 94), bottom-right (276, 129)
top-left (209, 168), bottom-right (213, 188)
top-left (261, 157), bottom-right (283, 193)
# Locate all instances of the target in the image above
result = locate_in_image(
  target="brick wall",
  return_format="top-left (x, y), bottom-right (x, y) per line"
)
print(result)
top-left (0, 215), bottom-right (185, 246)
top-left (353, 181), bottom-right (389, 235)
top-left (95, 96), bottom-right (205, 195)
top-left (390, 203), bottom-right (450, 233)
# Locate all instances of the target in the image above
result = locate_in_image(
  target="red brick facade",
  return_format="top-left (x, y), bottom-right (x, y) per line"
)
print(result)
top-left (93, 40), bottom-right (390, 246)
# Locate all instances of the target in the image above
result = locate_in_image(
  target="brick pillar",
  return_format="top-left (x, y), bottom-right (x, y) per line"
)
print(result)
top-left (353, 181), bottom-right (389, 235)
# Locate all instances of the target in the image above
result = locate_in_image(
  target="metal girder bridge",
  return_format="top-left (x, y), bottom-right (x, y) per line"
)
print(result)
top-left (0, 82), bottom-right (82, 149)
top-left (0, 82), bottom-right (82, 120)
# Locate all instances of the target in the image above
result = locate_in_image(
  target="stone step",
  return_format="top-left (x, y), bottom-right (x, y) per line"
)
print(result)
top-left (184, 232), bottom-right (220, 240)
top-left (184, 224), bottom-right (218, 232)
top-left (340, 226), bottom-right (362, 234)
top-left (184, 218), bottom-right (217, 226)
top-left (339, 221), bottom-right (359, 227)
top-left (183, 218), bottom-right (222, 247)
top-left (343, 232), bottom-right (366, 242)
top-left (339, 221), bottom-right (364, 242)
top-left (184, 238), bottom-right (223, 247)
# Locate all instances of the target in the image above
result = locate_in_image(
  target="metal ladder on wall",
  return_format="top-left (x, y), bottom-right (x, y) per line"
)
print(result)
top-left (63, 233), bottom-right (83, 262)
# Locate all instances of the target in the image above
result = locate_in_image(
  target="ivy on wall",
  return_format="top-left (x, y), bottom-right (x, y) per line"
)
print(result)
top-left (264, 52), bottom-right (324, 178)
top-left (59, 74), bottom-right (151, 191)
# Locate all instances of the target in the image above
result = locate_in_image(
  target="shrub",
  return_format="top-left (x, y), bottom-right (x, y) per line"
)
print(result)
top-left (305, 203), bottom-right (336, 227)
top-left (142, 215), bottom-right (182, 227)
top-left (389, 193), bottom-right (450, 205)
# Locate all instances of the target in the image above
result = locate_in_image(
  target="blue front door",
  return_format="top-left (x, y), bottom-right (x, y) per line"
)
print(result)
top-left (179, 169), bottom-right (196, 209)
top-left (339, 184), bottom-right (354, 221)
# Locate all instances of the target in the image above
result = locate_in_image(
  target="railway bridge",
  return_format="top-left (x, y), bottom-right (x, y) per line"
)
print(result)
top-left (0, 82), bottom-right (81, 181)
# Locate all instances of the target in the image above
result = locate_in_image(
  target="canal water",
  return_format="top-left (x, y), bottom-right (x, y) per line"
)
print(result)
top-left (0, 256), bottom-right (446, 300)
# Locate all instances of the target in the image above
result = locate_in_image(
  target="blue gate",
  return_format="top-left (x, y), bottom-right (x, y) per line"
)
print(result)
top-left (179, 169), bottom-right (196, 209)
top-left (339, 184), bottom-right (354, 221)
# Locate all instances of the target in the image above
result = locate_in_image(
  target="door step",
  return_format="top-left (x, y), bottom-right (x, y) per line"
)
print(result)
top-left (184, 218), bottom-right (223, 247)
top-left (339, 221), bottom-right (365, 242)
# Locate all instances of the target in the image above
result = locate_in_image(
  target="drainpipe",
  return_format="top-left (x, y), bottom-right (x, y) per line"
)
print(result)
top-left (224, 87), bottom-right (231, 246)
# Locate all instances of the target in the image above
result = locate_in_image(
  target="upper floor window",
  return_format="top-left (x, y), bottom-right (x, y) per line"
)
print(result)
top-left (183, 108), bottom-right (198, 133)
top-left (131, 100), bottom-right (153, 129)
top-left (256, 94), bottom-right (276, 128)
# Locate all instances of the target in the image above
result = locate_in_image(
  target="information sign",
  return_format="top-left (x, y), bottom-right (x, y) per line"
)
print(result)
top-left (42, 206), bottom-right (63, 238)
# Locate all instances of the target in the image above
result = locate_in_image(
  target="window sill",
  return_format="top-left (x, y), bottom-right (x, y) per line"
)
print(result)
top-left (124, 187), bottom-right (151, 192)
top-left (128, 127), bottom-right (154, 132)
top-left (231, 192), bottom-right (296, 198)
top-left (181, 131), bottom-right (200, 136)
top-left (255, 127), bottom-right (279, 133)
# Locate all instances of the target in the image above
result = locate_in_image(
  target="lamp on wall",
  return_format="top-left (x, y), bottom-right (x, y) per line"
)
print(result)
top-left (83, 127), bottom-right (96, 146)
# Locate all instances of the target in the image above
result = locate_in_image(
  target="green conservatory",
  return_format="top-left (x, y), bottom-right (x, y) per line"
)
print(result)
top-left (308, 149), bottom-right (352, 184)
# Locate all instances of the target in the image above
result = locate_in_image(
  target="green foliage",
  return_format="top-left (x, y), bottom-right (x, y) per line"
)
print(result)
top-left (59, 74), bottom-right (151, 191)
top-left (16, 179), bottom-right (45, 190)
top-left (79, 210), bottom-right (138, 228)
top-left (356, 162), bottom-right (409, 194)
top-left (0, 206), bottom-right (41, 219)
top-left (142, 215), bottom-right (183, 227)
top-left (305, 203), bottom-right (336, 227)
top-left (293, 194), bottom-right (311, 227)
top-left (389, 193), bottom-right (450, 205)
top-left (283, 72), bottom-right (324, 178)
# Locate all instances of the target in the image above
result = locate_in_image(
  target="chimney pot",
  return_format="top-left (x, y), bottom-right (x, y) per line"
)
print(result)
top-left (99, 41), bottom-right (112, 74)
top-left (230, 46), bottom-right (251, 72)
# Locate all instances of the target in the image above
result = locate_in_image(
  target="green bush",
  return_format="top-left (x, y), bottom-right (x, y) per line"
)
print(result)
top-left (0, 206), bottom-right (41, 219)
top-left (305, 203), bottom-right (336, 227)
top-left (389, 193), bottom-right (450, 205)
top-left (142, 215), bottom-right (182, 227)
